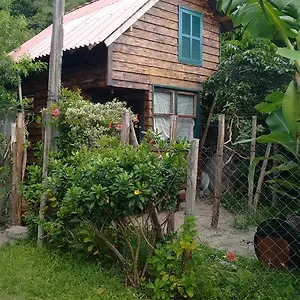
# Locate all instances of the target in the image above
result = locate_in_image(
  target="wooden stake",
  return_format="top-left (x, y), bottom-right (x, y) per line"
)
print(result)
top-left (169, 115), bottom-right (178, 141)
top-left (167, 115), bottom-right (178, 233)
top-left (121, 111), bottom-right (130, 145)
top-left (252, 143), bottom-right (272, 211)
top-left (130, 121), bottom-right (139, 148)
top-left (211, 114), bottom-right (225, 228)
top-left (185, 139), bottom-right (199, 216)
top-left (38, 0), bottom-right (65, 246)
top-left (248, 116), bottom-right (257, 211)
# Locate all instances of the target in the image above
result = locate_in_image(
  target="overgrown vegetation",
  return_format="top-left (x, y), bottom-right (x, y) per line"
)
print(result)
top-left (147, 216), bottom-right (199, 299)
top-left (23, 90), bottom-right (189, 287)
top-left (0, 133), bottom-right (11, 226)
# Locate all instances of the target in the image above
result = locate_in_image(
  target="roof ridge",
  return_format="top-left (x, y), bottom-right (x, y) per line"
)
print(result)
top-left (64, 0), bottom-right (121, 23)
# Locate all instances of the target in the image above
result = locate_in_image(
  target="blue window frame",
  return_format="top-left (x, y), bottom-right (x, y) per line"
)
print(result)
top-left (178, 6), bottom-right (203, 66)
top-left (152, 85), bottom-right (201, 140)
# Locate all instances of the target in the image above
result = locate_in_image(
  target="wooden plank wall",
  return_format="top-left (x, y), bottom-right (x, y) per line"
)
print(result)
top-left (110, 0), bottom-right (220, 130)
top-left (23, 44), bottom-right (108, 164)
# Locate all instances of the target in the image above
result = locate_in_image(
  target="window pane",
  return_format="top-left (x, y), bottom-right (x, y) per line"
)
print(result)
top-left (192, 39), bottom-right (201, 61)
top-left (178, 94), bottom-right (194, 115)
top-left (192, 15), bottom-right (201, 37)
top-left (177, 118), bottom-right (194, 140)
top-left (153, 116), bottom-right (170, 140)
top-left (182, 12), bottom-right (191, 35)
top-left (182, 36), bottom-right (190, 59)
top-left (153, 91), bottom-right (172, 114)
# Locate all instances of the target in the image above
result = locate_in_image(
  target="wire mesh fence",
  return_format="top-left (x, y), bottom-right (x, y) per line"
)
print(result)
top-left (191, 124), bottom-right (300, 297)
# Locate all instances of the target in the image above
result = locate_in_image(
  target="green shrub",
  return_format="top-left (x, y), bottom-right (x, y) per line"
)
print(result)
top-left (147, 216), bottom-right (199, 299)
top-left (0, 133), bottom-right (11, 225)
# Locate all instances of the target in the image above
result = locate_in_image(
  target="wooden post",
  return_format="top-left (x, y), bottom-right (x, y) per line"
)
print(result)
top-left (130, 121), bottom-right (139, 148)
top-left (167, 115), bottom-right (178, 233)
top-left (10, 113), bottom-right (25, 226)
top-left (211, 114), bottom-right (225, 228)
top-left (248, 116), bottom-right (257, 211)
top-left (169, 115), bottom-right (178, 141)
top-left (252, 143), bottom-right (272, 211)
top-left (38, 0), bottom-right (65, 246)
top-left (121, 111), bottom-right (130, 145)
top-left (185, 139), bottom-right (199, 216)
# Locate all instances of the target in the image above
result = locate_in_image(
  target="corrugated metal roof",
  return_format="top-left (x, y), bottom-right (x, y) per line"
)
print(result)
top-left (10, 0), bottom-right (159, 61)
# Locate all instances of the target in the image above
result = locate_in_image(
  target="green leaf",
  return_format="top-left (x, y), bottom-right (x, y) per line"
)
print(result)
top-left (255, 91), bottom-right (284, 114)
top-left (266, 108), bottom-right (290, 133)
top-left (282, 80), bottom-right (300, 139)
top-left (186, 286), bottom-right (194, 297)
top-left (257, 132), bottom-right (296, 152)
top-left (87, 245), bottom-right (94, 252)
top-left (276, 48), bottom-right (300, 61)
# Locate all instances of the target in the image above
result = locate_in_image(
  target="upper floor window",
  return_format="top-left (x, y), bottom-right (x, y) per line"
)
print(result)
top-left (178, 6), bottom-right (203, 66)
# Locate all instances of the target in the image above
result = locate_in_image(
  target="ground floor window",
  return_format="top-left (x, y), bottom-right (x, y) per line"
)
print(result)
top-left (153, 87), bottom-right (199, 140)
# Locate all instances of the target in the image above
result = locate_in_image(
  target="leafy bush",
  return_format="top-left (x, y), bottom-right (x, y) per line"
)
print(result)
top-left (0, 133), bottom-right (11, 225)
top-left (50, 89), bottom-right (133, 155)
top-left (147, 216), bottom-right (199, 299)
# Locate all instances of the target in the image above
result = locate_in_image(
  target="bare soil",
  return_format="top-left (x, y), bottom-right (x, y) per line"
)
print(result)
top-left (175, 198), bottom-right (256, 257)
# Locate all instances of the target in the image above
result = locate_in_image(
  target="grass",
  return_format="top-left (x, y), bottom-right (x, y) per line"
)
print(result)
top-left (0, 242), bottom-right (147, 300)
top-left (221, 193), bottom-right (285, 230)
top-left (194, 245), bottom-right (300, 300)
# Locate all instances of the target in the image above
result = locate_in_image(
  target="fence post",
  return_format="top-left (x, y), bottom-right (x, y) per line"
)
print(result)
top-left (248, 116), bottom-right (257, 211)
top-left (121, 111), bottom-right (130, 145)
top-left (130, 121), bottom-right (139, 148)
top-left (185, 138), bottom-right (199, 217)
top-left (10, 115), bottom-right (24, 226)
top-left (211, 114), bottom-right (225, 228)
top-left (253, 143), bottom-right (272, 211)
top-left (167, 116), bottom-right (178, 234)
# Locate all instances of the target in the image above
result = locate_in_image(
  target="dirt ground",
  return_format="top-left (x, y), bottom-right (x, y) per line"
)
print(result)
top-left (175, 198), bottom-right (256, 257)
top-left (0, 200), bottom-right (256, 257)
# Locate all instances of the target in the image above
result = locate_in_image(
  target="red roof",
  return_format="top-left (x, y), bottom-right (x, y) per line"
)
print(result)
top-left (10, 0), bottom-right (159, 61)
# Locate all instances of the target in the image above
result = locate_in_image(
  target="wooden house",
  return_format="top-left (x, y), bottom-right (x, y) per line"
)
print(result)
top-left (10, 0), bottom-right (226, 163)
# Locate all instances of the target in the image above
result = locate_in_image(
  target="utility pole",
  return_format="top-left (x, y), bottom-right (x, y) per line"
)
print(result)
top-left (38, 0), bottom-right (65, 246)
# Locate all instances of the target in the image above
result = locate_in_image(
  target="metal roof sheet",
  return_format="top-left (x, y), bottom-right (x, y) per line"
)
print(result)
top-left (10, 0), bottom-right (159, 61)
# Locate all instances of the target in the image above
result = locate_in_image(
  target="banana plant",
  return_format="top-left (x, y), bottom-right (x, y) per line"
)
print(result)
top-left (216, 0), bottom-right (300, 201)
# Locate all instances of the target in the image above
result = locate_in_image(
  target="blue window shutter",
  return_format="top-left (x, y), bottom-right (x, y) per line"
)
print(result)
top-left (179, 6), bottom-right (203, 66)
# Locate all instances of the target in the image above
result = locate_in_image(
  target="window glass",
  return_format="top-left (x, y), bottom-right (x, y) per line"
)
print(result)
top-left (177, 94), bottom-right (194, 116)
top-left (153, 91), bottom-right (172, 114)
top-left (153, 116), bottom-right (170, 140)
top-left (177, 118), bottom-right (194, 140)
